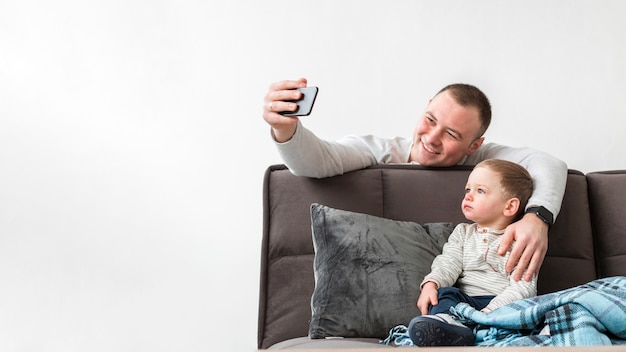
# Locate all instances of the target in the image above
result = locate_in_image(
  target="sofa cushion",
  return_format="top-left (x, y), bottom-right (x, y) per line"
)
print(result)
top-left (268, 336), bottom-right (385, 349)
top-left (309, 203), bottom-right (453, 339)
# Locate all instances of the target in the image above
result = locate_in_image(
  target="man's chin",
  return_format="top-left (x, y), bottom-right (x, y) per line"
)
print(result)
top-left (412, 146), bottom-right (457, 167)
top-left (415, 153), bottom-right (448, 167)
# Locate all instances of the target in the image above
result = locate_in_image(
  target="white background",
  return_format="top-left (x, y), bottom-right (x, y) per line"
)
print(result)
top-left (1, 1), bottom-right (625, 351)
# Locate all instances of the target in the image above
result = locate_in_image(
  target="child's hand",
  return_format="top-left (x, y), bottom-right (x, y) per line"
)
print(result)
top-left (417, 281), bottom-right (439, 315)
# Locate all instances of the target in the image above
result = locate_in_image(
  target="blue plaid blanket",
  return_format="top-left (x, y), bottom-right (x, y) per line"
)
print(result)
top-left (382, 276), bottom-right (626, 347)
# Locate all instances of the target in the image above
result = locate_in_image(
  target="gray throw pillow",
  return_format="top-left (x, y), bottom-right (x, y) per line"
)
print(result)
top-left (309, 203), bottom-right (453, 339)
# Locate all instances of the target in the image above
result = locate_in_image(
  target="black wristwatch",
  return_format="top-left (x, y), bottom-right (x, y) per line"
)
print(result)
top-left (525, 206), bottom-right (554, 226)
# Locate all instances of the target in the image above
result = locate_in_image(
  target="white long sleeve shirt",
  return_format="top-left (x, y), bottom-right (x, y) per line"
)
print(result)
top-left (273, 121), bottom-right (568, 218)
top-left (421, 223), bottom-right (538, 312)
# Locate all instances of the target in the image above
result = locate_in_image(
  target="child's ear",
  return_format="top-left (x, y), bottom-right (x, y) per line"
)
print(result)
top-left (504, 198), bottom-right (521, 217)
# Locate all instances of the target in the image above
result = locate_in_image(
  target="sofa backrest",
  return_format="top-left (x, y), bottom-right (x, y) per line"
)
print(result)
top-left (539, 169), bottom-right (597, 292)
top-left (257, 164), bottom-right (597, 349)
top-left (587, 170), bottom-right (626, 278)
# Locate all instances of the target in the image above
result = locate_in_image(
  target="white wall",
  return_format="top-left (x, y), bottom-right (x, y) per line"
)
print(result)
top-left (1, 1), bottom-right (625, 351)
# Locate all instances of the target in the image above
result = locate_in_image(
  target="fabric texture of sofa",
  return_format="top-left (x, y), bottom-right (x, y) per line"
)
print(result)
top-left (257, 164), bottom-right (626, 349)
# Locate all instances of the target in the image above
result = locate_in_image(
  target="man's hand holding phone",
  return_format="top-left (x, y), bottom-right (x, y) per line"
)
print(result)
top-left (263, 78), bottom-right (318, 143)
top-left (278, 86), bottom-right (318, 117)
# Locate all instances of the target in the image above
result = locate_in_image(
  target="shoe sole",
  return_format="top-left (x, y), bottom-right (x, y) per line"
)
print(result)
top-left (408, 316), bottom-right (474, 346)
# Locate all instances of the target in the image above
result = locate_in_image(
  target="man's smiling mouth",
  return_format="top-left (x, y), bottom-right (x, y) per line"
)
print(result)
top-left (421, 139), bottom-right (440, 155)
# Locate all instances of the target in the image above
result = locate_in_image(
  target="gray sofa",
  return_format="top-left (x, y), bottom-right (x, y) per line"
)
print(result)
top-left (257, 164), bottom-right (626, 349)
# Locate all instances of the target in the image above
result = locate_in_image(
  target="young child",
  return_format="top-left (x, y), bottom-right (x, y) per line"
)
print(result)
top-left (408, 159), bottom-right (538, 346)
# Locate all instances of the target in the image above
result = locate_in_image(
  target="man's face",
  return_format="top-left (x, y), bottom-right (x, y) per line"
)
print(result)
top-left (409, 91), bottom-right (484, 166)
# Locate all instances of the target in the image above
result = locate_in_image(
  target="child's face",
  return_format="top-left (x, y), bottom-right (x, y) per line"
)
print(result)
top-left (461, 166), bottom-right (512, 228)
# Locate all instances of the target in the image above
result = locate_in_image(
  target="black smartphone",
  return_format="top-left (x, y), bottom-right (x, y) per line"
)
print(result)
top-left (279, 86), bottom-right (319, 116)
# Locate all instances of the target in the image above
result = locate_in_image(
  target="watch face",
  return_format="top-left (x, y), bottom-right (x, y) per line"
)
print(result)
top-left (527, 206), bottom-right (553, 225)
top-left (536, 207), bottom-right (553, 225)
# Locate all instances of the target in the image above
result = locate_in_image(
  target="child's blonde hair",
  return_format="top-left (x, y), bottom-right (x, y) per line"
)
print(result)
top-left (475, 159), bottom-right (533, 220)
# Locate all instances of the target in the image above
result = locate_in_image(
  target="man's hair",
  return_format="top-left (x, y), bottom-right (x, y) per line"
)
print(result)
top-left (475, 159), bottom-right (533, 220)
top-left (436, 83), bottom-right (491, 139)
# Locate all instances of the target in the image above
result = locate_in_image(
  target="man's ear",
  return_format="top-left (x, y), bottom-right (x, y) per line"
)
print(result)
top-left (504, 198), bottom-right (521, 217)
top-left (466, 137), bottom-right (484, 156)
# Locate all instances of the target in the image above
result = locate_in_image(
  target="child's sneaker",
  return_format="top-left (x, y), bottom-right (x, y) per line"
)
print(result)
top-left (408, 313), bottom-right (474, 346)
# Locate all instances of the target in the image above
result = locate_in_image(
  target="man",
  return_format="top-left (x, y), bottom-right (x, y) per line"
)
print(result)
top-left (263, 77), bottom-right (567, 282)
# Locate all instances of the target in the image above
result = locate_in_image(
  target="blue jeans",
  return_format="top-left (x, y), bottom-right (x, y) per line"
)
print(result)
top-left (429, 287), bottom-right (494, 315)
